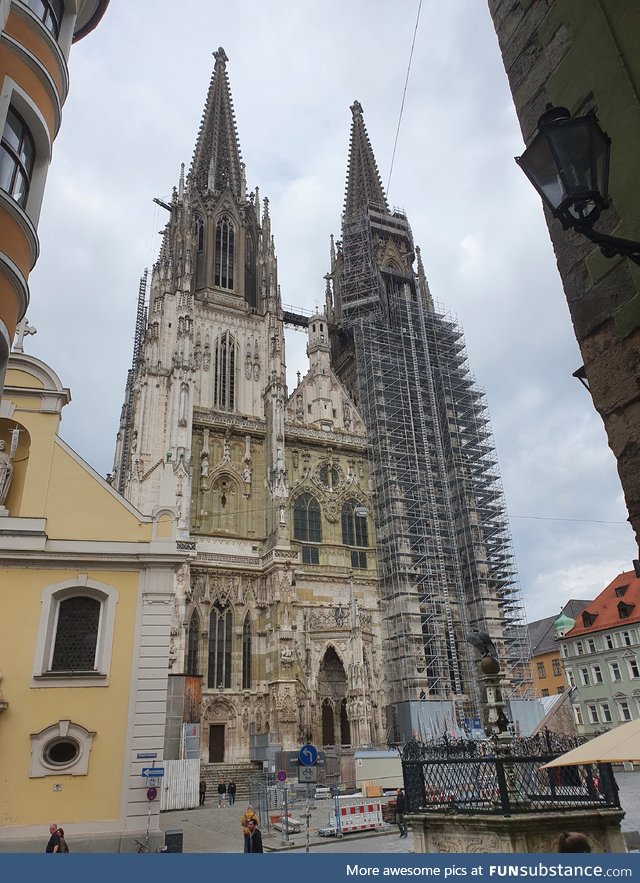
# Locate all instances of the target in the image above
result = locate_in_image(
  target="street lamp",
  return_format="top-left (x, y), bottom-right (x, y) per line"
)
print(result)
top-left (516, 105), bottom-right (640, 266)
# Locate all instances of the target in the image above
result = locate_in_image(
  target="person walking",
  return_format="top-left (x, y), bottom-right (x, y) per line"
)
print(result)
top-left (57, 828), bottom-right (70, 853)
top-left (246, 817), bottom-right (263, 853)
top-left (228, 778), bottom-right (237, 806)
top-left (217, 778), bottom-right (226, 807)
top-left (45, 823), bottom-right (60, 853)
top-left (199, 779), bottom-right (207, 806)
top-left (395, 788), bottom-right (408, 838)
top-left (241, 804), bottom-right (259, 852)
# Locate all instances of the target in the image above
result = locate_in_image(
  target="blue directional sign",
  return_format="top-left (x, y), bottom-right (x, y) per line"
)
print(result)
top-left (298, 744), bottom-right (318, 766)
top-left (141, 767), bottom-right (165, 778)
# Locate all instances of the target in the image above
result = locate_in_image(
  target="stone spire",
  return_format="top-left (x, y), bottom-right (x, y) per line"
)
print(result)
top-left (343, 100), bottom-right (388, 219)
top-left (189, 47), bottom-right (244, 199)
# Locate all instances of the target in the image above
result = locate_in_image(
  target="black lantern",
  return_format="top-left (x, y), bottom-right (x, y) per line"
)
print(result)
top-left (516, 106), bottom-right (610, 229)
top-left (516, 106), bottom-right (640, 265)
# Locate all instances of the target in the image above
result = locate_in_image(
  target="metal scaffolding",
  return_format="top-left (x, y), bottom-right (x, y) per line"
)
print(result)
top-left (115, 269), bottom-right (148, 494)
top-left (333, 208), bottom-right (532, 728)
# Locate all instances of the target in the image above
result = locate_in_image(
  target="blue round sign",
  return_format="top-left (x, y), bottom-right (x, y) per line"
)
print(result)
top-left (298, 744), bottom-right (318, 766)
top-left (276, 769), bottom-right (287, 782)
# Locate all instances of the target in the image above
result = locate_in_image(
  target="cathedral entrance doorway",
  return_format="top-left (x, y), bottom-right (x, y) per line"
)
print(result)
top-left (317, 646), bottom-right (349, 747)
top-left (208, 724), bottom-right (225, 762)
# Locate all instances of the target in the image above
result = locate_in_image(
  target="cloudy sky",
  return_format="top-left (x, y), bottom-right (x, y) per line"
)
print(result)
top-left (24, 0), bottom-right (636, 622)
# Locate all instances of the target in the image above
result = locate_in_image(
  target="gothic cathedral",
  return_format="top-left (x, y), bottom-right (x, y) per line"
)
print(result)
top-left (113, 49), bottom-right (531, 764)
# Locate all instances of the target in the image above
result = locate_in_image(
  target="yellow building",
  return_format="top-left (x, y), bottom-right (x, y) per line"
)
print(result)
top-left (0, 0), bottom-right (109, 392)
top-left (528, 600), bottom-right (590, 698)
top-left (0, 350), bottom-right (187, 851)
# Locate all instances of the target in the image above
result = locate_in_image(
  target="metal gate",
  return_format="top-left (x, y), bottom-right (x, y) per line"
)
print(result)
top-left (160, 758), bottom-right (200, 811)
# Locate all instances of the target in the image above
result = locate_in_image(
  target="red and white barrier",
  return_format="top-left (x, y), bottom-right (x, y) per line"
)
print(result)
top-left (329, 797), bottom-right (384, 833)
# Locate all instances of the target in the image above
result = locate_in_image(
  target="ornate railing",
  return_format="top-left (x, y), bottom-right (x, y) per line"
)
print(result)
top-left (400, 733), bottom-right (621, 816)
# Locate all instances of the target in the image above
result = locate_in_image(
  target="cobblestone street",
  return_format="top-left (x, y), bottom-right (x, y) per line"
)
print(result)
top-left (160, 772), bottom-right (640, 854)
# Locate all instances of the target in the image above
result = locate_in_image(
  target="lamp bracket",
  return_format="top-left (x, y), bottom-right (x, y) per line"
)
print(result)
top-left (576, 225), bottom-right (640, 266)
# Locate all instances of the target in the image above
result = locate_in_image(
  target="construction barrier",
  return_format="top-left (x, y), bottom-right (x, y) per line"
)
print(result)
top-left (326, 796), bottom-right (384, 834)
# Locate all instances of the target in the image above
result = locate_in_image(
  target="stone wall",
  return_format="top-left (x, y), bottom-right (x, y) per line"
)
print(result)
top-left (488, 0), bottom-right (640, 548)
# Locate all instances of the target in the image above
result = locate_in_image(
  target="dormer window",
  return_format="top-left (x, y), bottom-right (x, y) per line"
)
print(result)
top-left (582, 611), bottom-right (597, 628)
top-left (618, 601), bottom-right (635, 620)
top-left (615, 585), bottom-right (628, 598)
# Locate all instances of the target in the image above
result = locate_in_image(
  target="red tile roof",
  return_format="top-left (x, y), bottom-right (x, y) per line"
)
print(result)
top-left (565, 570), bottom-right (640, 637)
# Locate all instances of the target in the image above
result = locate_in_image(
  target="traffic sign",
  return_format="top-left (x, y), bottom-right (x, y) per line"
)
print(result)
top-left (141, 767), bottom-right (165, 778)
top-left (147, 787), bottom-right (158, 801)
top-left (298, 766), bottom-right (318, 784)
top-left (276, 769), bottom-right (287, 783)
top-left (298, 744), bottom-right (318, 766)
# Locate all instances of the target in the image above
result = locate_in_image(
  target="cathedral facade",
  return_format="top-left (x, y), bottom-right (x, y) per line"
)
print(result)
top-left (113, 48), bottom-right (531, 764)
top-left (112, 49), bottom-right (385, 764)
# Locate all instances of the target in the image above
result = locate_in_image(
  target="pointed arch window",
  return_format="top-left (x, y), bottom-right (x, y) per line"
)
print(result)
top-left (293, 492), bottom-right (321, 565)
top-left (208, 603), bottom-right (232, 689)
top-left (214, 332), bottom-right (236, 411)
top-left (195, 216), bottom-right (206, 288)
top-left (245, 234), bottom-right (257, 309)
top-left (341, 500), bottom-right (368, 569)
top-left (186, 611), bottom-right (200, 675)
top-left (215, 215), bottom-right (234, 289)
top-left (242, 614), bottom-right (252, 690)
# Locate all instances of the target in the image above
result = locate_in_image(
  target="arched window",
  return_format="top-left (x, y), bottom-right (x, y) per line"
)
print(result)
top-left (242, 614), bottom-right (252, 690)
top-left (50, 597), bottom-right (100, 671)
top-left (244, 234), bottom-right (256, 308)
top-left (214, 332), bottom-right (235, 411)
top-left (215, 215), bottom-right (234, 289)
top-left (195, 216), bottom-right (205, 288)
top-left (186, 611), bottom-right (200, 675)
top-left (208, 603), bottom-right (232, 689)
top-left (341, 500), bottom-right (368, 569)
top-left (293, 492), bottom-right (321, 564)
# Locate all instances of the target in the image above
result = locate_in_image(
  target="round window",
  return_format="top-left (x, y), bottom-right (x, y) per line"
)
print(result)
top-left (43, 738), bottom-right (79, 767)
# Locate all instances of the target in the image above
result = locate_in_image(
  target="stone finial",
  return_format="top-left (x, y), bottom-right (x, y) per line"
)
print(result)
top-left (214, 47), bottom-right (228, 66)
top-left (351, 100), bottom-right (363, 117)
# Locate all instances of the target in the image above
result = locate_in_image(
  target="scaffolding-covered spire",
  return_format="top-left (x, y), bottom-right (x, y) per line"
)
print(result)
top-left (189, 47), bottom-right (244, 198)
top-left (343, 100), bottom-right (389, 219)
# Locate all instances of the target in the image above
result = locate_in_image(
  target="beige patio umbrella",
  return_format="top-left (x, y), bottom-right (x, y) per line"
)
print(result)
top-left (542, 718), bottom-right (640, 768)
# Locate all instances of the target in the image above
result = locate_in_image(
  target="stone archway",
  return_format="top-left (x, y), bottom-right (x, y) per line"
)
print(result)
top-left (316, 646), bottom-right (349, 747)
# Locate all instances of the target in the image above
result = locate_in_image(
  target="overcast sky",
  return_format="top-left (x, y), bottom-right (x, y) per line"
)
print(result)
top-left (24, 0), bottom-right (636, 622)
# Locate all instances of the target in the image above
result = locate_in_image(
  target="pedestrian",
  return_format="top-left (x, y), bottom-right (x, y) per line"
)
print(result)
top-left (57, 828), bottom-right (70, 853)
top-left (395, 788), bottom-right (408, 839)
top-left (217, 778), bottom-right (227, 806)
top-left (246, 817), bottom-right (263, 853)
top-left (558, 831), bottom-right (591, 853)
top-left (45, 823), bottom-right (60, 853)
top-left (241, 804), bottom-right (259, 852)
top-left (228, 778), bottom-right (236, 806)
top-left (199, 778), bottom-right (207, 806)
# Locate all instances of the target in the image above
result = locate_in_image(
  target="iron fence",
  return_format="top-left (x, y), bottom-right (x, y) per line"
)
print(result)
top-left (400, 733), bottom-right (621, 816)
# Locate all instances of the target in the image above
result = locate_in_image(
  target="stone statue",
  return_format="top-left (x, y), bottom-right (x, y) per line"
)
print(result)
top-left (0, 440), bottom-right (14, 507)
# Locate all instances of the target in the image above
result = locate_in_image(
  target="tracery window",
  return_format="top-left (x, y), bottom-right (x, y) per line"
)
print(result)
top-left (341, 500), bottom-right (368, 569)
top-left (208, 603), bottom-right (232, 689)
top-left (293, 493), bottom-right (321, 564)
top-left (242, 614), bottom-right (251, 690)
top-left (214, 332), bottom-right (235, 410)
top-left (215, 215), bottom-right (234, 289)
top-left (186, 611), bottom-right (200, 675)
top-left (0, 107), bottom-right (35, 208)
top-left (195, 216), bottom-right (205, 288)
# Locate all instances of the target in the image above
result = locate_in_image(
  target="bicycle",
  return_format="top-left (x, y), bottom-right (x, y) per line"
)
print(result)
top-left (135, 839), bottom-right (168, 853)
